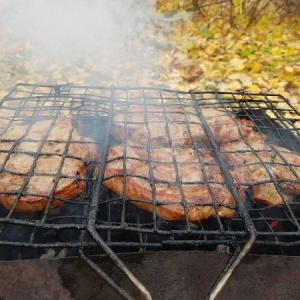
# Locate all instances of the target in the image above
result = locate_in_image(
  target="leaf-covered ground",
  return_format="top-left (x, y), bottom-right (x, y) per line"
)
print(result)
top-left (153, 8), bottom-right (300, 108)
top-left (0, 0), bottom-right (299, 110)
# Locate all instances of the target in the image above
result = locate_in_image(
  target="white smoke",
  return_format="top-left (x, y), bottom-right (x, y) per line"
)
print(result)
top-left (0, 0), bottom-right (158, 86)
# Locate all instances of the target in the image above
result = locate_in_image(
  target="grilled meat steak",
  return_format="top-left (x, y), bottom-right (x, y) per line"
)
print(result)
top-left (103, 146), bottom-right (236, 221)
top-left (106, 104), bottom-right (300, 220)
top-left (201, 109), bottom-right (254, 144)
top-left (221, 132), bottom-right (299, 205)
top-left (0, 118), bottom-right (99, 213)
top-left (112, 105), bottom-right (255, 147)
top-left (112, 105), bottom-right (207, 147)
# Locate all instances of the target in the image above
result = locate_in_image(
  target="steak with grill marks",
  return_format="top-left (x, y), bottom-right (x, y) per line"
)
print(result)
top-left (107, 105), bottom-right (260, 220)
top-left (111, 105), bottom-right (255, 147)
top-left (0, 118), bottom-right (99, 213)
top-left (220, 132), bottom-right (300, 205)
top-left (108, 104), bottom-right (300, 218)
top-left (103, 146), bottom-right (236, 221)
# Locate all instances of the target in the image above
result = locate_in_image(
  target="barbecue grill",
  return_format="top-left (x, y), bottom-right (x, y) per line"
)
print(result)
top-left (1, 83), bottom-right (300, 299)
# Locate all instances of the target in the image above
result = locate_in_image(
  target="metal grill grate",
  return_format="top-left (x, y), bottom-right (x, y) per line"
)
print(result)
top-left (1, 83), bottom-right (300, 299)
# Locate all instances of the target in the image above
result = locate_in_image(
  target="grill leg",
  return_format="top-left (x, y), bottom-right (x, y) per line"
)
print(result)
top-left (206, 234), bottom-right (256, 300)
top-left (82, 228), bottom-right (152, 300)
top-left (79, 249), bottom-right (135, 300)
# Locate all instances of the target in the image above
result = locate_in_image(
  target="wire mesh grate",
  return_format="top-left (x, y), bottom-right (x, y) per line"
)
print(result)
top-left (0, 83), bottom-right (299, 257)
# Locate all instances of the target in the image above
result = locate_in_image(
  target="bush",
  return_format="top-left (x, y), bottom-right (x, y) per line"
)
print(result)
top-left (156, 0), bottom-right (300, 27)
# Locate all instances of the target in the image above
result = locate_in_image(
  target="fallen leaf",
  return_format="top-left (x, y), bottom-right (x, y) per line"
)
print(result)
top-left (239, 74), bottom-right (252, 87)
top-left (228, 81), bottom-right (242, 90)
top-left (248, 84), bottom-right (260, 93)
top-left (229, 58), bottom-right (246, 70)
top-left (285, 66), bottom-right (294, 73)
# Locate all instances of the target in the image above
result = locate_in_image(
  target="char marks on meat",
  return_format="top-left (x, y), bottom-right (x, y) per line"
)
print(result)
top-left (221, 132), bottom-right (300, 205)
top-left (107, 104), bottom-right (257, 221)
top-left (112, 105), bottom-right (256, 148)
top-left (0, 118), bottom-right (99, 213)
top-left (106, 103), bottom-right (300, 221)
top-left (103, 146), bottom-right (236, 221)
top-left (111, 105), bottom-right (208, 147)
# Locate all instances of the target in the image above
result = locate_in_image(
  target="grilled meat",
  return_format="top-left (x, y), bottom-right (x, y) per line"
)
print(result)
top-left (0, 118), bottom-right (99, 213)
top-left (220, 132), bottom-right (299, 205)
top-left (111, 105), bottom-right (208, 147)
top-left (107, 103), bottom-right (300, 219)
top-left (112, 105), bottom-right (255, 147)
top-left (103, 146), bottom-right (236, 221)
top-left (201, 109), bottom-right (254, 144)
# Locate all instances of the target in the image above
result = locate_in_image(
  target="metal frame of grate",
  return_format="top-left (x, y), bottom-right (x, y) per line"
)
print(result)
top-left (0, 83), bottom-right (300, 299)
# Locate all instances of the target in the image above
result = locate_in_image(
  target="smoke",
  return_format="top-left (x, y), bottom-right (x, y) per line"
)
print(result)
top-left (0, 0), bottom-right (158, 86)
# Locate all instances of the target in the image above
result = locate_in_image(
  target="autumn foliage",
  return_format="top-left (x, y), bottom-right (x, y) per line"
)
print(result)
top-left (154, 0), bottom-right (300, 108)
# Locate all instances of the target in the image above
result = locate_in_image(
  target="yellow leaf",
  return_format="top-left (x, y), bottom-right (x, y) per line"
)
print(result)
top-left (228, 72), bottom-right (241, 80)
top-left (280, 91), bottom-right (291, 99)
top-left (269, 78), bottom-right (279, 89)
top-left (229, 58), bottom-right (245, 71)
top-left (278, 80), bottom-right (288, 87)
top-left (251, 62), bottom-right (262, 72)
top-left (248, 84), bottom-right (260, 93)
top-left (228, 81), bottom-right (242, 90)
top-left (255, 78), bottom-right (269, 89)
top-left (189, 48), bottom-right (200, 59)
top-left (222, 55), bottom-right (231, 62)
top-left (261, 71), bottom-right (269, 81)
top-left (239, 74), bottom-right (252, 87)
top-left (271, 47), bottom-right (282, 55)
top-left (277, 101), bottom-right (292, 110)
top-left (294, 121), bottom-right (300, 129)
top-left (210, 69), bottom-right (222, 78)
top-left (285, 47), bottom-right (297, 55)
top-left (285, 66), bottom-right (294, 73)
top-left (289, 96), bottom-right (299, 106)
